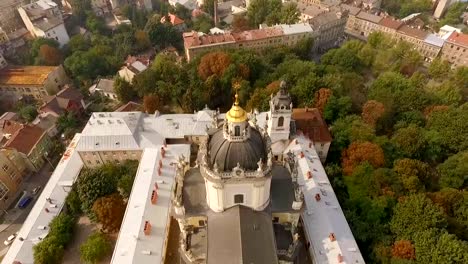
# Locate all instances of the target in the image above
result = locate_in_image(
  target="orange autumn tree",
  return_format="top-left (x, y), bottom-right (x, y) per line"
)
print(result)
top-left (342, 141), bottom-right (385, 175)
top-left (197, 52), bottom-right (232, 80)
top-left (362, 100), bottom-right (385, 127)
top-left (423, 105), bottom-right (449, 118)
top-left (38, 44), bottom-right (62, 66)
top-left (143, 94), bottom-right (162, 114)
top-left (313, 88), bottom-right (332, 114)
top-left (392, 240), bottom-right (416, 260)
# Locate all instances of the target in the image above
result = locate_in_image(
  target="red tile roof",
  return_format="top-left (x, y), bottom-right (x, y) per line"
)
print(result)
top-left (4, 125), bottom-right (46, 155)
top-left (447, 31), bottom-right (468, 47)
top-left (2, 120), bottom-right (23, 136)
top-left (379, 17), bottom-right (403, 30)
top-left (161, 13), bottom-right (185, 26)
top-left (40, 86), bottom-right (83, 115)
top-left (292, 108), bottom-right (332, 143)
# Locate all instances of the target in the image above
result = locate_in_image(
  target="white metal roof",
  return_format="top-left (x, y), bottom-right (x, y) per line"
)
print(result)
top-left (1, 134), bottom-right (83, 264)
top-left (284, 136), bottom-right (365, 264)
top-left (111, 145), bottom-right (190, 264)
top-left (424, 34), bottom-right (445, 47)
top-left (278, 23), bottom-right (314, 35)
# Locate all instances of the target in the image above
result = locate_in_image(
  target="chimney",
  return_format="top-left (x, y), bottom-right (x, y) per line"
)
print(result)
top-left (151, 190), bottom-right (158, 204)
top-left (329, 232), bottom-right (336, 242)
top-left (143, 221), bottom-right (152, 236)
top-left (307, 171), bottom-right (312, 179)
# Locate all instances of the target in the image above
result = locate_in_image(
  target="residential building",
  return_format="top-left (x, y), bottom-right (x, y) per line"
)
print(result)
top-left (309, 7), bottom-right (348, 52)
top-left (396, 25), bottom-right (443, 62)
top-left (0, 0), bottom-right (27, 33)
top-left (118, 55), bottom-right (151, 83)
top-left (362, 0), bottom-right (381, 10)
top-left (353, 10), bottom-right (382, 37)
top-left (291, 108), bottom-right (332, 162)
top-left (0, 28), bottom-right (8, 46)
top-left (297, 2), bottom-right (329, 23)
top-left (434, 0), bottom-right (453, 19)
top-left (441, 31), bottom-right (468, 67)
top-left (18, 0), bottom-right (70, 46)
top-left (3, 124), bottom-right (51, 171)
top-left (39, 86), bottom-right (85, 117)
top-left (161, 13), bottom-right (187, 31)
top-left (183, 23), bottom-right (314, 61)
top-left (438, 25), bottom-right (461, 39)
top-left (32, 112), bottom-right (59, 137)
top-left (378, 17), bottom-right (404, 38)
top-left (89, 78), bottom-right (117, 100)
top-left (0, 65), bottom-right (69, 102)
top-left (168, 0), bottom-right (197, 10)
top-left (2, 82), bottom-right (365, 264)
top-left (0, 148), bottom-right (32, 210)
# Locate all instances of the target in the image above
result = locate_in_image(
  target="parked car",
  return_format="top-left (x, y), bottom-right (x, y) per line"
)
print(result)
top-left (32, 186), bottom-right (42, 195)
top-left (18, 196), bottom-right (33, 209)
top-left (3, 234), bottom-right (16, 246)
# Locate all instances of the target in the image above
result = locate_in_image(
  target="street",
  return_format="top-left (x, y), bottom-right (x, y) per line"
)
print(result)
top-left (0, 164), bottom-right (53, 257)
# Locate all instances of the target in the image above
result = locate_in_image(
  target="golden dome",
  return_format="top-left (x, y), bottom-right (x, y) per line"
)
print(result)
top-left (226, 93), bottom-right (247, 122)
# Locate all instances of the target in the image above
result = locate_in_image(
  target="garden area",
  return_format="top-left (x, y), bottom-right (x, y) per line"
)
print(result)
top-left (33, 160), bottom-right (139, 264)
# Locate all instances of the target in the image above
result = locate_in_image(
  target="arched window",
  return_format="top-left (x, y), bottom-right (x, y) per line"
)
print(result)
top-left (235, 126), bottom-right (240, 136)
top-left (234, 194), bottom-right (244, 204)
top-left (278, 116), bottom-right (284, 127)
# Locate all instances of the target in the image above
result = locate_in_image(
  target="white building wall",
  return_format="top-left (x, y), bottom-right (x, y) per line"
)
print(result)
top-left (205, 176), bottom-right (271, 212)
top-left (43, 24), bottom-right (70, 46)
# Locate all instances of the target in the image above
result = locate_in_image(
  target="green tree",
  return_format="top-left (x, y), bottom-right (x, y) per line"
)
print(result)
top-left (69, 0), bottom-right (92, 23)
top-left (393, 159), bottom-right (430, 193)
top-left (428, 58), bottom-right (451, 80)
top-left (17, 104), bottom-right (38, 122)
top-left (68, 34), bottom-right (91, 52)
top-left (76, 167), bottom-right (118, 214)
top-left (57, 112), bottom-right (80, 139)
top-left (66, 187), bottom-right (82, 216)
top-left (279, 2), bottom-right (300, 24)
top-left (247, 0), bottom-right (269, 27)
top-left (33, 236), bottom-right (64, 264)
top-left (439, 2), bottom-right (468, 27)
top-left (144, 14), bottom-right (182, 49)
top-left (114, 77), bottom-right (136, 103)
top-left (323, 95), bottom-right (352, 123)
top-left (437, 151), bottom-right (468, 189)
top-left (80, 232), bottom-right (111, 264)
top-left (85, 12), bottom-right (107, 34)
top-left (426, 105), bottom-right (468, 155)
top-left (391, 124), bottom-right (427, 158)
top-left (192, 14), bottom-right (214, 33)
top-left (92, 193), bottom-right (126, 232)
top-left (390, 194), bottom-right (447, 240)
top-left (64, 49), bottom-right (116, 83)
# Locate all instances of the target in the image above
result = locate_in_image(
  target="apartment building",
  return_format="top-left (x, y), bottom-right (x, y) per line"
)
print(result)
top-left (0, 0), bottom-right (27, 33)
top-left (3, 124), bottom-right (51, 171)
top-left (0, 148), bottom-right (31, 210)
top-left (309, 7), bottom-right (348, 52)
top-left (0, 65), bottom-right (69, 102)
top-left (441, 32), bottom-right (468, 67)
top-left (18, 0), bottom-right (70, 46)
top-left (183, 23), bottom-right (314, 61)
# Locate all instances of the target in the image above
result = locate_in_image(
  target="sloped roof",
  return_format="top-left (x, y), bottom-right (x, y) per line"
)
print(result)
top-left (292, 108), bottom-right (332, 143)
top-left (161, 13), bottom-right (185, 26)
top-left (4, 125), bottom-right (46, 155)
top-left (0, 66), bottom-right (57, 86)
top-left (446, 31), bottom-right (468, 47)
top-left (379, 17), bottom-right (403, 30)
top-left (115, 102), bottom-right (143, 112)
top-left (207, 205), bottom-right (278, 264)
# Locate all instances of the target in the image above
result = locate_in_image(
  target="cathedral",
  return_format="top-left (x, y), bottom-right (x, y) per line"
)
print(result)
top-left (172, 82), bottom-right (309, 263)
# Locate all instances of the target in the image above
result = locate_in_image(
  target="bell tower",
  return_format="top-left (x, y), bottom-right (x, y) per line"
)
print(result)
top-left (267, 80), bottom-right (292, 143)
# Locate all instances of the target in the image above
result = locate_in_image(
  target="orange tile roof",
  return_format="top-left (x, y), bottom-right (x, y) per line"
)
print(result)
top-left (161, 13), bottom-right (185, 26)
top-left (0, 66), bottom-right (58, 86)
top-left (447, 32), bottom-right (468, 47)
top-left (4, 125), bottom-right (46, 155)
top-left (292, 108), bottom-right (332, 143)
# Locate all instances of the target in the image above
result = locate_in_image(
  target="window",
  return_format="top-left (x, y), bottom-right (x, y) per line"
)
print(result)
top-left (234, 194), bottom-right (244, 204)
top-left (2, 164), bottom-right (9, 172)
top-left (273, 217), bottom-right (279, 223)
top-left (96, 160), bottom-right (101, 164)
top-left (0, 181), bottom-right (9, 200)
top-left (278, 116), bottom-right (284, 127)
top-left (198, 220), bottom-right (205, 226)
top-left (234, 126), bottom-right (240, 136)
